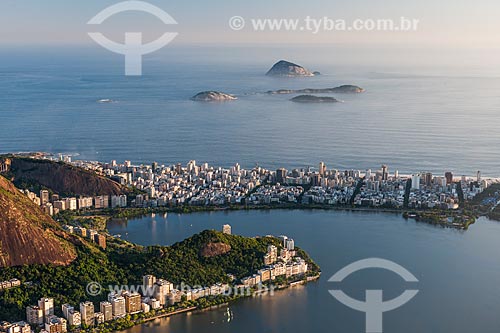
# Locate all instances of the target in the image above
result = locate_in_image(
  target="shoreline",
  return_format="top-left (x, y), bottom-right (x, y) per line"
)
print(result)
top-left (68, 204), bottom-right (485, 231)
top-left (6, 151), bottom-right (500, 180)
top-left (86, 274), bottom-right (322, 333)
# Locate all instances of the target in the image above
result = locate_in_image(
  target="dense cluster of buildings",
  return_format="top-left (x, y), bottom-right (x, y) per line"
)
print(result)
top-left (353, 168), bottom-right (486, 209)
top-left (15, 155), bottom-right (492, 213)
top-left (62, 158), bottom-right (491, 211)
top-left (22, 189), bottom-right (127, 217)
top-left (19, 277), bottom-right (232, 331)
top-left (249, 184), bottom-right (304, 204)
top-left (20, 298), bottom-right (69, 333)
top-left (62, 225), bottom-right (106, 249)
top-left (0, 321), bottom-right (31, 333)
top-left (242, 235), bottom-right (308, 287)
top-left (13, 224), bottom-right (308, 333)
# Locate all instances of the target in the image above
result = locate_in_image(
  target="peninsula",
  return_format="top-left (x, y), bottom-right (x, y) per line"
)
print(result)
top-left (0, 172), bottom-right (320, 331)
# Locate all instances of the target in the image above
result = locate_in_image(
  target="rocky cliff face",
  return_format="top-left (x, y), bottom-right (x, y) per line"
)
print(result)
top-left (199, 242), bottom-right (232, 258)
top-left (5, 157), bottom-right (128, 196)
top-left (266, 60), bottom-right (315, 77)
top-left (0, 176), bottom-right (76, 267)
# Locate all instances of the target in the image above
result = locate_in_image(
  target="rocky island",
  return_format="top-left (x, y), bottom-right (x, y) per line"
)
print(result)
top-left (267, 85), bottom-right (365, 95)
top-left (266, 60), bottom-right (316, 77)
top-left (290, 95), bottom-right (339, 103)
top-left (191, 91), bottom-right (237, 102)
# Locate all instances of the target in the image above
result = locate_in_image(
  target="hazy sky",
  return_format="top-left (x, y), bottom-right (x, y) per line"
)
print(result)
top-left (0, 0), bottom-right (499, 47)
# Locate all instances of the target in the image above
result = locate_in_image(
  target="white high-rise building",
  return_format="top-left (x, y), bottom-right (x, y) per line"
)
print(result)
top-left (319, 162), bottom-right (326, 176)
top-left (280, 235), bottom-right (288, 247)
top-left (411, 174), bottom-right (421, 190)
top-left (99, 302), bottom-right (113, 322)
top-left (143, 275), bottom-right (157, 291)
top-left (65, 197), bottom-right (77, 210)
top-left (67, 310), bottom-right (81, 327)
top-left (26, 306), bottom-right (43, 325)
top-left (110, 296), bottom-right (126, 318)
top-left (79, 302), bottom-right (94, 326)
top-left (222, 224), bottom-right (232, 235)
top-left (154, 279), bottom-right (173, 306)
top-left (61, 304), bottom-right (73, 319)
top-left (38, 298), bottom-right (54, 320)
top-left (40, 190), bottom-right (50, 205)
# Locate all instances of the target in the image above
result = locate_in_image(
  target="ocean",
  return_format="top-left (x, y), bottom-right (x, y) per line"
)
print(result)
top-left (1, 45), bottom-right (499, 176)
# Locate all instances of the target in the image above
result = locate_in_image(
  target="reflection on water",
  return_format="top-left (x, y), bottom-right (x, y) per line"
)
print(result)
top-left (108, 210), bottom-right (500, 332)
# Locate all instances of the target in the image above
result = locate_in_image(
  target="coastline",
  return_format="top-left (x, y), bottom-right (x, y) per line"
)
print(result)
top-left (64, 203), bottom-right (482, 231)
top-left (82, 274), bottom-right (322, 333)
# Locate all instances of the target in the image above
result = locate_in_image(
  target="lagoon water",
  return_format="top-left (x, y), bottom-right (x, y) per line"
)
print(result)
top-left (108, 210), bottom-right (500, 333)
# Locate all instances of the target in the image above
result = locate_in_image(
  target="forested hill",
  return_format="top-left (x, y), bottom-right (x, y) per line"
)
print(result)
top-left (0, 228), bottom-right (319, 321)
top-left (0, 156), bottom-right (128, 196)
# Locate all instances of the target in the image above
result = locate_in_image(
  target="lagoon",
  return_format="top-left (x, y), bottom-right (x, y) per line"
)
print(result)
top-left (108, 210), bottom-right (500, 332)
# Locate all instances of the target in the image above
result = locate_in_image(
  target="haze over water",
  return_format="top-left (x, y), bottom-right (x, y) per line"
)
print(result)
top-left (1, 45), bottom-right (500, 176)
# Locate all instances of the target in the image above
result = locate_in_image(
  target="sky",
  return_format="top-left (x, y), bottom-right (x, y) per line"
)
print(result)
top-left (0, 0), bottom-right (499, 47)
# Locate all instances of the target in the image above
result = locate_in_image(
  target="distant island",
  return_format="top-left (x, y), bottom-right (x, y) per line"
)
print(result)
top-left (266, 60), bottom-right (316, 77)
top-left (290, 95), bottom-right (339, 103)
top-left (267, 85), bottom-right (365, 95)
top-left (191, 91), bottom-right (237, 102)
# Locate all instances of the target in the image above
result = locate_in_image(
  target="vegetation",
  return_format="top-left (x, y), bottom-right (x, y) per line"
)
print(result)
top-left (0, 230), bottom-right (319, 322)
top-left (465, 183), bottom-right (500, 221)
top-left (4, 156), bottom-right (127, 197)
top-left (403, 209), bottom-right (477, 229)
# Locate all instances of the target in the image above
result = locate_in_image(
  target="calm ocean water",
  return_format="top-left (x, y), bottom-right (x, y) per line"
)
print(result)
top-left (108, 210), bottom-right (500, 333)
top-left (1, 45), bottom-right (499, 175)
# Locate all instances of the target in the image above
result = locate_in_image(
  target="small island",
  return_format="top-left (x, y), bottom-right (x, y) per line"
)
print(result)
top-left (266, 85), bottom-right (365, 95)
top-left (290, 95), bottom-right (339, 103)
top-left (191, 91), bottom-right (237, 102)
top-left (266, 60), bottom-right (315, 77)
